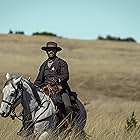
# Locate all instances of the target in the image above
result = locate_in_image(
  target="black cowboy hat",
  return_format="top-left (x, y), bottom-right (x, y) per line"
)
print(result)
top-left (41, 41), bottom-right (62, 51)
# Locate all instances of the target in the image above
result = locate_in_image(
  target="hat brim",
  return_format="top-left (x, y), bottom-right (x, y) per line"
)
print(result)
top-left (41, 46), bottom-right (62, 51)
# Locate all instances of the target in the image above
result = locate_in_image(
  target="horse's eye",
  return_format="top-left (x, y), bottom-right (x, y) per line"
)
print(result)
top-left (10, 93), bottom-right (15, 97)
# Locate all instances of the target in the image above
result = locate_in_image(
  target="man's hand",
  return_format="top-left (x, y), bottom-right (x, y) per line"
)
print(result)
top-left (48, 77), bottom-right (58, 86)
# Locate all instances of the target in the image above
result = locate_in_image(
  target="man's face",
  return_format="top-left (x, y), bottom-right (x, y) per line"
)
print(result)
top-left (46, 48), bottom-right (57, 59)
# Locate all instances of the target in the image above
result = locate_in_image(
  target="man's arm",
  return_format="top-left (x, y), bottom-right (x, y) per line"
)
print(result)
top-left (57, 60), bottom-right (69, 83)
top-left (34, 62), bottom-right (45, 87)
top-left (34, 69), bottom-right (42, 87)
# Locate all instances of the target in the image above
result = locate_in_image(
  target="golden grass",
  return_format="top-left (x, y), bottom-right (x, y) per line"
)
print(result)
top-left (85, 98), bottom-right (140, 140)
top-left (1, 34), bottom-right (140, 139)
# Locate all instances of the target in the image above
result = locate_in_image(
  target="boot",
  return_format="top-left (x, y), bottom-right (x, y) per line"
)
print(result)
top-left (65, 106), bottom-right (73, 116)
top-left (64, 106), bottom-right (73, 127)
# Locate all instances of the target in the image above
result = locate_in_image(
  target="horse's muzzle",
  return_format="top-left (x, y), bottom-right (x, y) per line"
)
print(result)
top-left (0, 111), bottom-right (5, 117)
top-left (0, 111), bottom-right (9, 118)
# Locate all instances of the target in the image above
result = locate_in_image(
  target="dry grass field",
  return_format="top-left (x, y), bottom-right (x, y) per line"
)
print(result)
top-left (0, 34), bottom-right (140, 140)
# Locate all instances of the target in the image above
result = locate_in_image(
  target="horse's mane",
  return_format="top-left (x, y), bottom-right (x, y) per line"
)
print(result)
top-left (23, 78), bottom-right (42, 106)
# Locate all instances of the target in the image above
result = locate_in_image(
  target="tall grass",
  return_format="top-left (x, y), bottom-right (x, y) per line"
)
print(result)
top-left (1, 99), bottom-right (140, 140)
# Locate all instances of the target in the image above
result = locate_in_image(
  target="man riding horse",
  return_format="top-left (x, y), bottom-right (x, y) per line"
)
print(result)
top-left (0, 41), bottom-right (86, 137)
top-left (34, 41), bottom-right (73, 117)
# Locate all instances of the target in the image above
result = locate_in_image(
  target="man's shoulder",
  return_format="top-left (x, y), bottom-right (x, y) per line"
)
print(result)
top-left (39, 60), bottom-right (48, 68)
top-left (57, 57), bottom-right (67, 64)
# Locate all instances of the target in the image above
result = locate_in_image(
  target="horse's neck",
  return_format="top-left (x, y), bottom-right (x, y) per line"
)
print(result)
top-left (21, 79), bottom-right (56, 119)
top-left (21, 79), bottom-right (52, 108)
top-left (21, 80), bottom-right (38, 110)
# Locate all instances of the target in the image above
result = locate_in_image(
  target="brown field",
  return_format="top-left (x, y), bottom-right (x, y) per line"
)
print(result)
top-left (0, 34), bottom-right (140, 140)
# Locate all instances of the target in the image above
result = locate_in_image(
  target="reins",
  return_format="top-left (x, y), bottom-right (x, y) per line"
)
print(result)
top-left (42, 83), bottom-right (62, 97)
top-left (46, 84), bottom-right (55, 96)
top-left (10, 110), bottom-right (23, 121)
top-left (2, 100), bottom-right (13, 106)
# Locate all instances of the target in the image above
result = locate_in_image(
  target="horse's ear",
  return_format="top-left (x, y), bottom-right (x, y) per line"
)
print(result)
top-left (14, 76), bottom-right (22, 84)
top-left (6, 73), bottom-right (11, 80)
top-left (28, 77), bottom-right (31, 81)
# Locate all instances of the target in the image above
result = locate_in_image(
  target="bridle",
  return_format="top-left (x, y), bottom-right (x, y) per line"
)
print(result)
top-left (1, 81), bottom-right (23, 119)
top-left (2, 100), bottom-right (13, 106)
top-left (2, 79), bottom-right (23, 103)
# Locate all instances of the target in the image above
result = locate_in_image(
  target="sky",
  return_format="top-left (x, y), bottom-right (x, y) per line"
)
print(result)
top-left (0, 0), bottom-right (140, 41)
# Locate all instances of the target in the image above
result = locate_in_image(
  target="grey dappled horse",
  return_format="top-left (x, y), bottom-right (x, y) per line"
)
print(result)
top-left (0, 73), bottom-right (87, 139)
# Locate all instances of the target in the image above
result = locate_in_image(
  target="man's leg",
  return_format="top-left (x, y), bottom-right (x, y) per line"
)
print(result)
top-left (61, 93), bottom-right (73, 116)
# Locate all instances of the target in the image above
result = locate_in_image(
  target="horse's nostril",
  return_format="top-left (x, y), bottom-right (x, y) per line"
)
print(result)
top-left (1, 112), bottom-right (5, 117)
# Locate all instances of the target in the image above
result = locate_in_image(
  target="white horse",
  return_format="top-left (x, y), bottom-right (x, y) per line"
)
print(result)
top-left (0, 73), bottom-right (87, 139)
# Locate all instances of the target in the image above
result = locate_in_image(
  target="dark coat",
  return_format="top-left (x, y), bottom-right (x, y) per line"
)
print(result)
top-left (34, 57), bottom-right (71, 92)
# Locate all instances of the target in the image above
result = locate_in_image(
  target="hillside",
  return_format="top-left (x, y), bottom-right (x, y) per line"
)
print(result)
top-left (0, 34), bottom-right (140, 101)
top-left (1, 34), bottom-right (140, 140)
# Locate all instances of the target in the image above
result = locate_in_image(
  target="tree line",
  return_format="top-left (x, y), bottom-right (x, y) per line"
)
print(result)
top-left (8, 30), bottom-right (137, 43)
top-left (8, 29), bottom-right (58, 37)
top-left (97, 35), bottom-right (136, 43)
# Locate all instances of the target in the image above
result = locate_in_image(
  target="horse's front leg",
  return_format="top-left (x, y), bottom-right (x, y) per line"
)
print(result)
top-left (34, 121), bottom-right (50, 140)
top-left (34, 120), bottom-right (50, 133)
